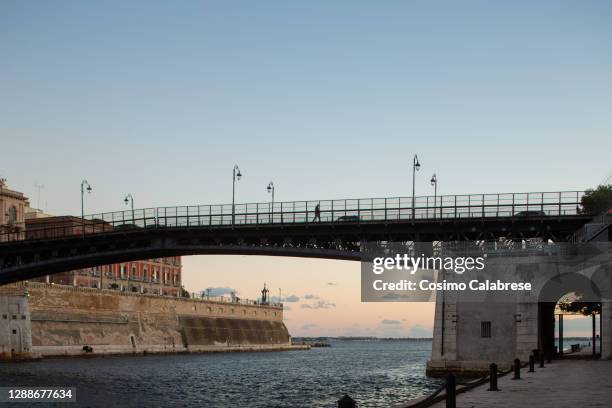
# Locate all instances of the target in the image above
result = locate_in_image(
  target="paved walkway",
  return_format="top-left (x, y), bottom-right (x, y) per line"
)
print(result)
top-left (430, 359), bottom-right (612, 408)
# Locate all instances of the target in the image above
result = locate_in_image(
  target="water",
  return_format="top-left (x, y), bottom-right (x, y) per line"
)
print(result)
top-left (0, 340), bottom-right (440, 408)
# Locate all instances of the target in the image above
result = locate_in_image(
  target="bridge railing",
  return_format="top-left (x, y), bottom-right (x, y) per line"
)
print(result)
top-left (0, 191), bottom-right (586, 242)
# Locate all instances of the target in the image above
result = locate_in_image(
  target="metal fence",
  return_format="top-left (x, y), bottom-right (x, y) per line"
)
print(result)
top-left (0, 191), bottom-right (586, 242)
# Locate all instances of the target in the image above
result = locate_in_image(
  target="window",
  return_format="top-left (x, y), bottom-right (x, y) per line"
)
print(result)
top-left (120, 264), bottom-right (126, 279)
top-left (7, 206), bottom-right (17, 225)
top-left (481, 321), bottom-right (492, 338)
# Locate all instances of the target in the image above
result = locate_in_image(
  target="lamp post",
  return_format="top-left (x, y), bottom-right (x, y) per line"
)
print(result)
top-left (232, 165), bottom-right (242, 225)
top-left (124, 194), bottom-right (135, 224)
top-left (412, 155), bottom-right (420, 220)
top-left (430, 174), bottom-right (437, 219)
top-left (81, 179), bottom-right (92, 236)
top-left (267, 181), bottom-right (275, 223)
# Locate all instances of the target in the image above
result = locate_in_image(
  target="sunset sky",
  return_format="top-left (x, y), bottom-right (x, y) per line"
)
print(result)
top-left (182, 255), bottom-right (435, 337)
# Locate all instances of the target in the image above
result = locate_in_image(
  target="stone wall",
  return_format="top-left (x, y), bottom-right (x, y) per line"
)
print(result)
top-left (0, 288), bottom-right (33, 359)
top-left (1, 282), bottom-right (296, 359)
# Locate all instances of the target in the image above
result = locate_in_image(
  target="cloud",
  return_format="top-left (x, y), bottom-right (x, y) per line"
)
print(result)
top-left (196, 287), bottom-right (236, 297)
top-left (272, 295), bottom-right (300, 303)
top-left (301, 300), bottom-right (336, 309)
top-left (381, 319), bottom-right (401, 325)
top-left (327, 282), bottom-right (337, 286)
top-left (304, 294), bottom-right (319, 299)
top-left (284, 295), bottom-right (300, 303)
top-left (302, 323), bottom-right (318, 330)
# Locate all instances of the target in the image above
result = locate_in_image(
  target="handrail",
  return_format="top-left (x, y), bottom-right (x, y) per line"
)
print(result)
top-left (570, 203), bottom-right (612, 243)
top-left (0, 190), bottom-right (587, 243)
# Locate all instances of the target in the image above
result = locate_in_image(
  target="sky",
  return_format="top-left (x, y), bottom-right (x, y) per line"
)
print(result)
top-left (1, 1), bottom-right (611, 336)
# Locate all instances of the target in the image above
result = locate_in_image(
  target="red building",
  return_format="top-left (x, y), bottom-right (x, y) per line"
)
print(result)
top-left (25, 215), bottom-right (182, 296)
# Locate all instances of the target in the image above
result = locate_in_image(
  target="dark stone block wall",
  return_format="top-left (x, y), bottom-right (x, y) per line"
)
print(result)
top-left (179, 316), bottom-right (290, 346)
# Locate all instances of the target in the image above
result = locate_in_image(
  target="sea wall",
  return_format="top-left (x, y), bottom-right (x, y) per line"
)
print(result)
top-left (1, 282), bottom-right (300, 359)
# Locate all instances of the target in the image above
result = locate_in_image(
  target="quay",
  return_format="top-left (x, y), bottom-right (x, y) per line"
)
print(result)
top-left (425, 358), bottom-right (612, 408)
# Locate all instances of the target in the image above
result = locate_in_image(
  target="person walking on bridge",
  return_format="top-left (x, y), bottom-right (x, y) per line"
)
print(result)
top-left (313, 203), bottom-right (321, 222)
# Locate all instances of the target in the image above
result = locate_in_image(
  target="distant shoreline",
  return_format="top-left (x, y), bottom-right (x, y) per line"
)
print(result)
top-left (292, 337), bottom-right (433, 341)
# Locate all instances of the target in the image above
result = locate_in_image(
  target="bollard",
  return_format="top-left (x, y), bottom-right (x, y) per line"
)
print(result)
top-left (338, 394), bottom-right (357, 408)
top-left (488, 363), bottom-right (499, 391)
top-left (539, 352), bottom-right (545, 368)
top-left (546, 352), bottom-right (551, 364)
top-left (529, 354), bottom-right (535, 372)
top-left (446, 373), bottom-right (456, 408)
top-left (513, 358), bottom-right (521, 380)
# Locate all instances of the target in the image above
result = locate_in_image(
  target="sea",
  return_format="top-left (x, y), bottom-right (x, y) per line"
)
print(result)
top-left (0, 339), bottom-right (440, 408)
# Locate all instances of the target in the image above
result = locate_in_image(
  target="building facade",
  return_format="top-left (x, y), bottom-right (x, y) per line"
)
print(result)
top-left (58, 257), bottom-right (183, 296)
top-left (0, 178), bottom-right (29, 242)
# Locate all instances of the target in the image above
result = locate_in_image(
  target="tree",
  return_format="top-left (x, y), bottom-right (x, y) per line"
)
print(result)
top-left (558, 300), bottom-right (600, 316)
top-left (179, 285), bottom-right (191, 298)
top-left (580, 184), bottom-right (612, 215)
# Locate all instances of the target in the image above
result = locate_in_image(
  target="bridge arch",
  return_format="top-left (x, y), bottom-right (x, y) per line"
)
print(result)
top-left (0, 242), bottom-right (361, 286)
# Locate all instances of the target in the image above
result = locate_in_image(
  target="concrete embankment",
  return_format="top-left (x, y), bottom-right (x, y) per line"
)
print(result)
top-left (1, 282), bottom-right (306, 360)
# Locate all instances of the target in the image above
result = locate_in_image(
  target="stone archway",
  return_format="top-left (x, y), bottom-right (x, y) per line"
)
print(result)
top-left (537, 273), bottom-right (602, 359)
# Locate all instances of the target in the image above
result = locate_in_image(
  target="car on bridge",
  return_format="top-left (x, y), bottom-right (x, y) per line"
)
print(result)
top-left (336, 215), bottom-right (360, 223)
top-left (114, 223), bottom-right (142, 231)
top-left (515, 210), bottom-right (546, 217)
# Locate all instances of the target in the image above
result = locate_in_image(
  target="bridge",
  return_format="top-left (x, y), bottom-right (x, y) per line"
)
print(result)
top-left (0, 191), bottom-right (594, 285)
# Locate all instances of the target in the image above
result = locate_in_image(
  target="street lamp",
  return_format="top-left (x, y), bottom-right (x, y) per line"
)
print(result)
top-left (232, 165), bottom-right (242, 225)
top-left (430, 174), bottom-right (437, 219)
top-left (267, 181), bottom-right (275, 223)
top-left (124, 194), bottom-right (135, 223)
top-left (412, 155), bottom-right (420, 220)
top-left (81, 179), bottom-right (92, 236)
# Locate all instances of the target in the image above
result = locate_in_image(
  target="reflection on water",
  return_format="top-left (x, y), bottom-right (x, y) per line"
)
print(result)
top-left (0, 340), bottom-right (440, 407)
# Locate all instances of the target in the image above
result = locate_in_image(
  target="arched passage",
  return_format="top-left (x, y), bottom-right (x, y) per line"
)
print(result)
top-left (538, 273), bottom-right (603, 358)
